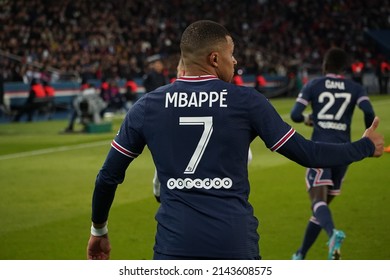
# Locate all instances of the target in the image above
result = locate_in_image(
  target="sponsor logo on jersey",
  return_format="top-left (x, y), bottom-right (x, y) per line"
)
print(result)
top-left (318, 121), bottom-right (347, 131)
top-left (167, 177), bottom-right (233, 189)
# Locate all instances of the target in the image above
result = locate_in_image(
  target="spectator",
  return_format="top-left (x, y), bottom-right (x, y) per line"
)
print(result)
top-left (255, 70), bottom-right (267, 91)
top-left (13, 78), bottom-right (49, 122)
top-left (124, 77), bottom-right (139, 110)
top-left (143, 55), bottom-right (169, 93)
top-left (351, 58), bottom-right (364, 85)
top-left (108, 80), bottom-right (125, 113)
top-left (98, 78), bottom-right (110, 117)
top-left (0, 1), bottom-right (389, 83)
top-left (43, 80), bottom-right (55, 119)
top-left (99, 79), bottom-right (110, 104)
top-left (0, 68), bottom-right (6, 116)
top-left (232, 69), bottom-right (244, 86)
top-left (377, 57), bottom-right (390, 95)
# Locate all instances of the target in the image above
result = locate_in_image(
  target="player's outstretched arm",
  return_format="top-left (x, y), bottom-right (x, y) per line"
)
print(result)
top-left (362, 116), bottom-right (384, 157)
top-left (87, 234), bottom-right (111, 260)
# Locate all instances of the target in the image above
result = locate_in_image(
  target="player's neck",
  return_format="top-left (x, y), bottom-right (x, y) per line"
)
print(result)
top-left (185, 65), bottom-right (217, 78)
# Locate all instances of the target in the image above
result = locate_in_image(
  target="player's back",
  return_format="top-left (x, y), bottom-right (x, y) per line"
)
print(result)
top-left (304, 74), bottom-right (366, 143)
top-left (141, 76), bottom-right (263, 258)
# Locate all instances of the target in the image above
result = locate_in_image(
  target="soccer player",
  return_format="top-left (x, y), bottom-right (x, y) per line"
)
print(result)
top-left (290, 47), bottom-right (376, 260)
top-left (152, 58), bottom-right (253, 203)
top-left (87, 21), bottom-right (384, 260)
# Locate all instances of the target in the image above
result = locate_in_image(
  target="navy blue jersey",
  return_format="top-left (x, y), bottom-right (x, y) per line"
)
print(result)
top-left (93, 75), bottom-right (375, 259)
top-left (113, 76), bottom-right (293, 258)
top-left (291, 74), bottom-right (375, 143)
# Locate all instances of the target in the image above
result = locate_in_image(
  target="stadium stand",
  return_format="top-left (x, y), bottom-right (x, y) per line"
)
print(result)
top-left (0, 0), bottom-right (389, 115)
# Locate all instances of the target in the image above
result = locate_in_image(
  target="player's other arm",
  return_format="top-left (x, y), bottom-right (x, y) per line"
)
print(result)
top-left (278, 117), bottom-right (384, 167)
top-left (290, 97), bottom-right (312, 126)
top-left (87, 148), bottom-right (134, 260)
top-left (92, 148), bottom-right (133, 223)
top-left (359, 99), bottom-right (376, 129)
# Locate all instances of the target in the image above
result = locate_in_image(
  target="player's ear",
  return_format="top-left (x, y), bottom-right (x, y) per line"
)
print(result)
top-left (209, 52), bottom-right (219, 67)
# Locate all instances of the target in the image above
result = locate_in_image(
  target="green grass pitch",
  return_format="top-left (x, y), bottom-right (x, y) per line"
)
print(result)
top-left (0, 95), bottom-right (389, 260)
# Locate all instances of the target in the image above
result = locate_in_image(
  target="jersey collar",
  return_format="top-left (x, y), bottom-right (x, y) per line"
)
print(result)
top-left (326, 73), bottom-right (345, 79)
top-left (176, 75), bottom-right (219, 82)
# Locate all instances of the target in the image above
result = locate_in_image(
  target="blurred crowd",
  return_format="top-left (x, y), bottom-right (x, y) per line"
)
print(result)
top-left (0, 0), bottom-right (389, 83)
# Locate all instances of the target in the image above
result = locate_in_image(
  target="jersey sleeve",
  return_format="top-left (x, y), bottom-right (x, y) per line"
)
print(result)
top-left (91, 97), bottom-right (148, 224)
top-left (290, 101), bottom-right (307, 123)
top-left (248, 91), bottom-right (295, 152)
top-left (277, 131), bottom-right (375, 167)
top-left (113, 98), bottom-right (147, 157)
top-left (355, 87), bottom-right (375, 128)
top-left (290, 84), bottom-right (311, 123)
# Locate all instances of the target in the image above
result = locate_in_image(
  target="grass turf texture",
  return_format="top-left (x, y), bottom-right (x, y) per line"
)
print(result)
top-left (0, 95), bottom-right (389, 260)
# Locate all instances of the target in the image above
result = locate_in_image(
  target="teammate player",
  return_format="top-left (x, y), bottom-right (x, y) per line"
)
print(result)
top-left (290, 48), bottom-right (376, 260)
top-left (87, 21), bottom-right (384, 260)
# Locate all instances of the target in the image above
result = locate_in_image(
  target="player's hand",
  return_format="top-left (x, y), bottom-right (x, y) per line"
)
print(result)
top-left (303, 114), bottom-right (313, 126)
top-left (87, 235), bottom-right (111, 260)
top-left (362, 116), bottom-right (384, 157)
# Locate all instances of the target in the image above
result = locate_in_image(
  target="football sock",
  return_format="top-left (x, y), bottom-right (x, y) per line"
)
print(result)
top-left (297, 217), bottom-right (322, 258)
top-left (312, 201), bottom-right (334, 237)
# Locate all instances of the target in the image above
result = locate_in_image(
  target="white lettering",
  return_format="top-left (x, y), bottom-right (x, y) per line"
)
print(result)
top-left (165, 92), bottom-right (177, 108)
top-left (199, 92), bottom-right (208, 106)
top-left (167, 177), bottom-right (233, 189)
top-left (209, 92), bottom-right (219, 107)
top-left (165, 91), bottom-right (228, 108)
top-left (178, 92), bottom-right (187, 107)
top-left (220, 90), bottom-right (228, 107)
top-left (318, 121), bottom-right (347, 131)
top-left (325, 80), bottom-right (345, 90)
top-left (188, 93), bottom-right (198, 107)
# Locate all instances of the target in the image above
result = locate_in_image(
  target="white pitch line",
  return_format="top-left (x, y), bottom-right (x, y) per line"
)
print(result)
top-left (0, 140), bottom-right (111, 161)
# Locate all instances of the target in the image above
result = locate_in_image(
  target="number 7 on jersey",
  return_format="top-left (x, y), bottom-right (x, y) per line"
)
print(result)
top-left (179, 116), bottom-right (213, 174)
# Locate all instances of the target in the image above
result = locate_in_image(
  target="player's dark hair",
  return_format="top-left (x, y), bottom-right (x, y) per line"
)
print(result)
top-left (323, 47), bottom-right (350, 74)
top-left (180, 20), bottom-right (230, 55)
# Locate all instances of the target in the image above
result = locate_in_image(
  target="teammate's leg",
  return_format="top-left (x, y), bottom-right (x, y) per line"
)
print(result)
top-left (292, 216), bottom-right (322, 259)
top-left (324, 166), bottom-right (348, 260)
top-left (293, 168), bottom-right (345, 260)
top-left (292, 185), bottom-right (328, 259)
top-left (310, 186), bottom-right (334, 237)
top-left (310, 186), bottom-right (345, 260)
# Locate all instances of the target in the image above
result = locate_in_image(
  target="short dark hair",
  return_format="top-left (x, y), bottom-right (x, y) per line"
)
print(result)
top-left (323, 47), bottom-right (350, 74)
top-left (180, 20), bottom-right (230, 56)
